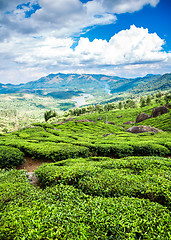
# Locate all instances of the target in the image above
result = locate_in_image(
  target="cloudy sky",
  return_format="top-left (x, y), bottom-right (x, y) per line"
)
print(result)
top-left (0, 0), bottom-right (170, 84)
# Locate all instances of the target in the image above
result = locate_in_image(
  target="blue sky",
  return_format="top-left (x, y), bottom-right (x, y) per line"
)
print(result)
top-left (0, 0), bottom-right (170, 84)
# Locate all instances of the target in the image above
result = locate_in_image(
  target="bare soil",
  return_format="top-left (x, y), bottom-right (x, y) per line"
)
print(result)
top-left (17, 157), bottom-right (52, 186)
top-left (17, 156), bottom-right (52, 172)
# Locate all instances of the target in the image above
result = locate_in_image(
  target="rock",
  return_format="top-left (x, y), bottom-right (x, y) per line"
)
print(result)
top-left (165, 103), bottom-right (171, 109)
top-left (104, 121), bottom-right (115, 125)
top-left (126, 125), bottom-right (162, 134)
top-left (123, 121), bottom-right (135, 125)
top-left (152, 106), bottom-right (169, 117)
top-left (136, 113), bottom-right (151, 123)
top-left (117, 115), bottom-right (122, 118)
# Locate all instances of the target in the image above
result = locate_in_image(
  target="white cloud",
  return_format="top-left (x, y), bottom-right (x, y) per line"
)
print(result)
top-left (100, 0), bottom-right (160, 14)
top-left (0, 25), bottom-right (170, 84)
top-left (75, 25), bottom-right (167, 66)
top-left (0, 0), bottom-right (116, 39)
top-left (0, 0), bottom-right (160, 40)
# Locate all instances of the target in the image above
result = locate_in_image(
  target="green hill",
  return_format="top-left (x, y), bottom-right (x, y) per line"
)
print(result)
top-left (0, 101), bottom-right (171, 239)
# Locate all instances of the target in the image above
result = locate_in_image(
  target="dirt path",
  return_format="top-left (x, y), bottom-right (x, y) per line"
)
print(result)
top-left (17, 157), bottom-right (52, 186)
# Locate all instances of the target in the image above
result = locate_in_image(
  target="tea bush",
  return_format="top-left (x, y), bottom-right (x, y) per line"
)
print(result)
top-left (0, 171), bottom-right (171, 240)
top-left (0, 145), bottom-right (24, 168)
top-left (35, 156), bottom-right (171, 209)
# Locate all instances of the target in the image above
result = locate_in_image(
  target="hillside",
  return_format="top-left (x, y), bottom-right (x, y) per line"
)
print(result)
top-left (0, 101), bottom-right (171, 239)
top-left (132, 73), bottom-right (171, 93)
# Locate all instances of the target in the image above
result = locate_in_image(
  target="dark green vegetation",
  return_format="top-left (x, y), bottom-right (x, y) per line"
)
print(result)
top-left (0, 157), bottom-right (171, 239)
top-left (0, 98), bottom-right (171, 239)
top-left (0, 146), bottom-right (24, 168)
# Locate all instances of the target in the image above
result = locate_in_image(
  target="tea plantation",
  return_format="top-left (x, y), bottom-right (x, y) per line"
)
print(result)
top-left (0, 103), bottom-right (171, 239)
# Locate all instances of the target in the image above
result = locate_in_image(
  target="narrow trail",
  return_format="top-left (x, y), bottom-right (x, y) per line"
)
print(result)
top-left (17, 157), bottom-right (52, 186)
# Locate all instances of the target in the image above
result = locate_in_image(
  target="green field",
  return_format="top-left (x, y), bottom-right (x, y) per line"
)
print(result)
top-left (0, 99), bottom-right (171, 239)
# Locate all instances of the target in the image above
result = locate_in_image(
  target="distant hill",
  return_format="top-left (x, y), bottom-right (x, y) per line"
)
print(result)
top-left (0, 73), bottom-right (170, 97)
top-left (132, 73), bottom-right (171, 93)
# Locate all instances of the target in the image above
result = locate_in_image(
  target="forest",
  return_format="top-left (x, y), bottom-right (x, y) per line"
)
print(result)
top-left (0, 92), bottom-right (171, 239)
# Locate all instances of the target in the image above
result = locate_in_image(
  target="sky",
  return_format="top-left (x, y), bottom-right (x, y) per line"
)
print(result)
top-left (0, 0), bottom-right (170, 84)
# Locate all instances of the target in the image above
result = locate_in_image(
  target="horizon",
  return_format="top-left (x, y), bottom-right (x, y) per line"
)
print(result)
top-left (0, 0), bottom-right (170, 84)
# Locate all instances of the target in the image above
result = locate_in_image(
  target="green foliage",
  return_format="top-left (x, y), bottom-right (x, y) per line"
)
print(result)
top-left (164, 91), bottom-right (171, 103)
top-left (140, 96), bottom-right (146, 107)
top-left (0, 100), bottom-right (171, 239)
top-left (0, 146), bottom-right (24, 168)
top-left (44, 109), bottom-right (57, 122)
top-left (0, 169), bottom-right (171, 239)
top-left (138, 112), bottom-right (171, 132)
top-left (35, 156), bottom-right (171, 210)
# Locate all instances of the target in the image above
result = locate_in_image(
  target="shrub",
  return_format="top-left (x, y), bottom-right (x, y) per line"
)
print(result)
top-left (130, 142), bottom-right (170, 156)
top-left (0, 181), bottom-right (171, 240)
top-left (0, 146), bottom-right (24, 168)
top-left (35, 156), bottom-right (171, 209)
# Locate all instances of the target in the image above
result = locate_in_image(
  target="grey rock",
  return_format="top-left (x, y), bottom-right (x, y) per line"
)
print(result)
top-left (126, 125), bottom-right (162, 134)
top-left (152, 106), bottom-right (169, 117)
top-left (136, 113), bottom-right (151, 123)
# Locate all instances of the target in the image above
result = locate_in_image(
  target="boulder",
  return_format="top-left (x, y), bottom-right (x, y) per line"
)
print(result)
top-left (98, 117), bottom-right (103, 120)
top-left (165, 103), bottom-right (171, 109)
top-left (136, 113), bottom-right (151, 123)
top-left (126, 125), bottom-right (162, 134)
top-left (152, 106), bottom-right (169, 117)
top-left (123, 121), bottom-right (135, 125)
top-left (117, 115), bottom-right (122, 118)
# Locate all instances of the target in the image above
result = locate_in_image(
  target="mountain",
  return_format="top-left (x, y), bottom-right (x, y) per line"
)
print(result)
top-left (132, 73), bottom-right (171, 93)
top-left (0, 73), bottom-right (170, 97)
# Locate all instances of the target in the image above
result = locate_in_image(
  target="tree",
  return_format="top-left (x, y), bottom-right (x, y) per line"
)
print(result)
top-left (164, 91), bottom-right (171, 103)
top-left (146, 95), bottom-right (152, 106)
top-left (140, 96), bottom-right (146, 108)
top-left (156, 90), bottom-right (162, 98)
top-left (44, 110), bottom-right (57, 122)
top-left (118, 102), bottom-right (123, 110)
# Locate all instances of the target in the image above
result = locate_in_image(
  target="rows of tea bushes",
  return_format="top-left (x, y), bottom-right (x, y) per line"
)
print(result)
top-left (0, 168), bottom-right (171, 239)
top-left (35, 156), bottom-right (171, 209)
top-left (0, 103), bottom-right (171, 239)
top-left (0, 137), bottom-right (90, 162)
top-left (0, 106), bottom-right (170, 169)
top-left (0, 125), bottom-right (170, 165)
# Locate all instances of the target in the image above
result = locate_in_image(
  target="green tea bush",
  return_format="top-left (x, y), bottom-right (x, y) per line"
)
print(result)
top-left (35, 156), bottom-right (171, 209)
top-left (130, 142), bottom-right (170, 156)
top-left (0, 181), bottom-right (171, 240)
top-left (0, 169), bottom-right (32, 207)
top-left (0, 145), bottom-right (24, 168)
top-left (87, 143), bottom-right (134, 157)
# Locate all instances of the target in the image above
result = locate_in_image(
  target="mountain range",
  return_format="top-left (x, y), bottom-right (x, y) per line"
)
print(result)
top-left (0, 73), bottom-right (170, 99)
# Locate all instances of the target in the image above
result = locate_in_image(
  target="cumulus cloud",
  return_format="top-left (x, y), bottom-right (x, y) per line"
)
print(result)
top-left (0, 25), bottom-right (169, 83)
top-left (0, 0), bottom-right (160, 40)
top-left (75, 25), bottom-right (167, 66)
top-left (0, 0), bottom-right (116, 39)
